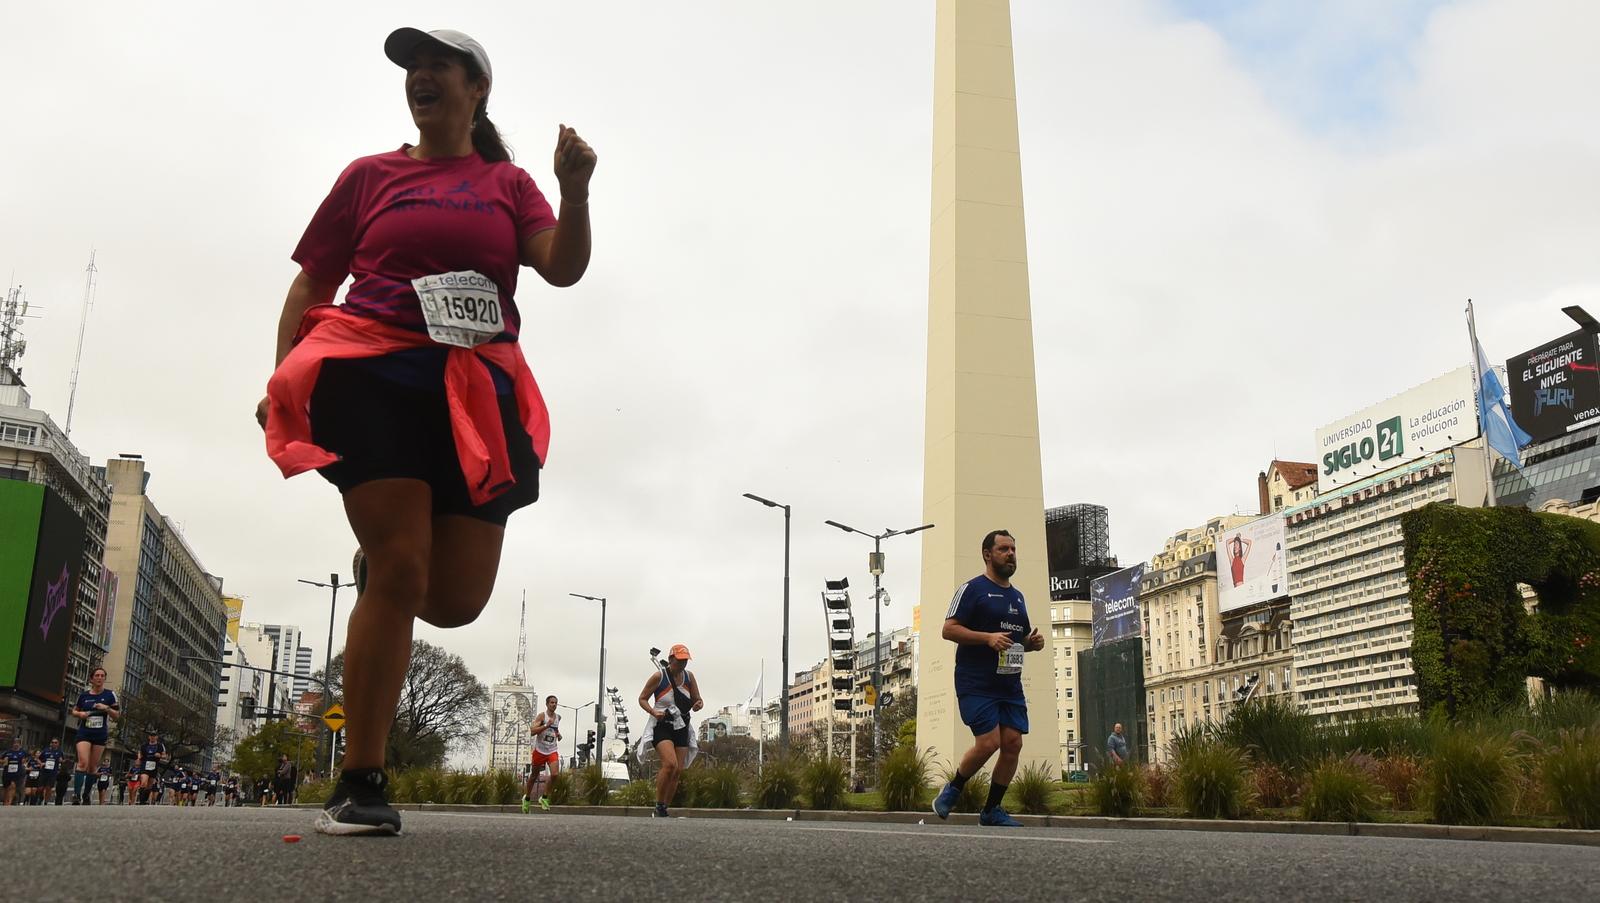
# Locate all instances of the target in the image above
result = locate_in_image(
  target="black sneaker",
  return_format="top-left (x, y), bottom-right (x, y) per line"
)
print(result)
top-left (653, 803), bottom-right (669, 818)
top-left (315, 769), bottom-right (401, 836)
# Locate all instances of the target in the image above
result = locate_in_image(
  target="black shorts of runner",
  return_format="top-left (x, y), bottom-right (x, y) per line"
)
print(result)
top-left (2, 770), bottom-right (21, 787)
top-left (309, 356), bottom-right (541, 527)
top-left (652, 721), bottom-right (691, 749)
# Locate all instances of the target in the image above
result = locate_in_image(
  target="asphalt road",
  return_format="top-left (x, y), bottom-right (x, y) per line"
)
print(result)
top-left (2, 804), bottom-right (1595, 902)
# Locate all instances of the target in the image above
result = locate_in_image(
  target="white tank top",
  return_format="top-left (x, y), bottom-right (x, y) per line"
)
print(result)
top-left (533, 712), bottom-right (561, 754)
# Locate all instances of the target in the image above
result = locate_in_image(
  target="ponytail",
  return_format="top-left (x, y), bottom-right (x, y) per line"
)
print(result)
top-left (472, 101), bottom-right (512, 163)
top-left (462, 54), bottom-right (512, 163)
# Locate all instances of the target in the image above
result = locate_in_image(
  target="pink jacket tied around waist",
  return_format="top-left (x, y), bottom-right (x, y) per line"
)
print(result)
top-left (264, 304), bottom-right (550, 506)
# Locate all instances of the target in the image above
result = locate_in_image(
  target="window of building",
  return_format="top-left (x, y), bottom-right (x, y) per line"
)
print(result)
top-left (0, 421), bottom-right (38, 444)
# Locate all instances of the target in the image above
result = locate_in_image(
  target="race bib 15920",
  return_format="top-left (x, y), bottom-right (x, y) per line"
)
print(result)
top-left (412, 270), bottom-right (503, 348)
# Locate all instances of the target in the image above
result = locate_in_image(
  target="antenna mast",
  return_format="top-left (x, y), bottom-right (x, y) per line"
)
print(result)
top-left (0, 284), bottom-right (27, 378)
top-left (513, 590), bottom-right (528, 685)
top-left (65, 250), bottom-right (98, 435)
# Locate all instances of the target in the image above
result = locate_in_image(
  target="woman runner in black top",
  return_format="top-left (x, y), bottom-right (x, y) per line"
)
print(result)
top-left (637, 644), bottom-right (702, 818)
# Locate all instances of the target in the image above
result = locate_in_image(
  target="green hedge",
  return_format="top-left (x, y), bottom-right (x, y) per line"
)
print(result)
top-left (1403, 504), bottom-right (1600, 714)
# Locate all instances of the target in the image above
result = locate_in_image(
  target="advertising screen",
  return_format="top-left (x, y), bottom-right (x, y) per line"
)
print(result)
top-left (1216, 516), bottom-right (1289, 612)
top-left (1090, 564), bottom-right (1144, 648)
top-left (15, 487), bottom-right (87, 702)
top-left (0, 480), bottom-right (46, 688)
top-left (1506, 330), bottom-right (1600, 443)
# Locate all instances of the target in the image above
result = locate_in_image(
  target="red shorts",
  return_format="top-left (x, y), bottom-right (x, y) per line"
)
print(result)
top-left (530, 749), bottom-right (560, 768)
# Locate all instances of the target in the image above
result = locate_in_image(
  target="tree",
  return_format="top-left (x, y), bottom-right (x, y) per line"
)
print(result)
top-left (319, 639), bottom-right (489, 770)
top-left (877, 688), bottom-right (918, 758)
top-left (117, 686), bottom-right (223, 766)
top-left (231, 719), bottom-right (317, 782)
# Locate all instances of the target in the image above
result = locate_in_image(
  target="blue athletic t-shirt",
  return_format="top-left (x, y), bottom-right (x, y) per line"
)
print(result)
top-left (946, 574), bottom-right (1031, 700)
top-left (4, 747), bottom-right (27, 774)
top-left (76, 689), bottom-right (118, 731)
top-left (40, 746), bottom-right (64, 772)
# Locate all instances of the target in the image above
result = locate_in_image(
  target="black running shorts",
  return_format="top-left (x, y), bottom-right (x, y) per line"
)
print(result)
top-left (309, 356), bottom-right (541, 526)
top-left (652, 721), bottom-right (691, 749)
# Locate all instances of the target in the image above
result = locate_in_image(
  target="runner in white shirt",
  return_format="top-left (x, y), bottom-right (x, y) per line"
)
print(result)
top-left (522, 695), bottom-right (562, 813)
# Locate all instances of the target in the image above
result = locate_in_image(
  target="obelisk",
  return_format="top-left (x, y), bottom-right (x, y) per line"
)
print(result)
top-left (915, 0), bottom-right (1061, 779)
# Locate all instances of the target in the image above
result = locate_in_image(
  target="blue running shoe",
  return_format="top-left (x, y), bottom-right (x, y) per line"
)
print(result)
top-left (979, 806), bottom-right (1022, 827)
top-left (932, 782), bottom-right (960, 820)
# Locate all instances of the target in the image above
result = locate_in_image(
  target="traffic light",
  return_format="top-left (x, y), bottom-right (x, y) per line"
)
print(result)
top-left (240, 696), bottom-right (256, 721)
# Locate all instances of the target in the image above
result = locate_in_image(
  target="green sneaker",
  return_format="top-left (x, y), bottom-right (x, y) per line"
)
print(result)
top-left (539, 796), bottom-right (551, 811)
top-left (520, 795), bottom-right (530, 814)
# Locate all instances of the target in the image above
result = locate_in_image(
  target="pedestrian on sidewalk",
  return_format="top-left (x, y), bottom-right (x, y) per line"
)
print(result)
top-left (1106, 723), bottom-right (1130, 767)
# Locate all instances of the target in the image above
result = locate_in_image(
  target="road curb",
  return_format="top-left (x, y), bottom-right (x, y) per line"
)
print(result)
top-left (300, 803), bottom-right (1600, 846)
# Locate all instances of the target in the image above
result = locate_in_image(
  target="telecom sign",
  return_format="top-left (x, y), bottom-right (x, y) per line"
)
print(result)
top-left (1090, 564), bottom-right (1144, 648)
top-left (1506, 330), bottom-right (1600, 443)
top-left (1313, 366), bottom-right (1479, 492)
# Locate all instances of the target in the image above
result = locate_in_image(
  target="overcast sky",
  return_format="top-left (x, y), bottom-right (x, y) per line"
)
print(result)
top-left (5, 1), bottom-right (1598, 766)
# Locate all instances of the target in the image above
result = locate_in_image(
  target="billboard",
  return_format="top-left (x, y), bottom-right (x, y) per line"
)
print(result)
top-left (94, 568), bottom-right (119, 652)
top-left (1314, 366), bottom-right (1479, 492)
top-left (1090, 564), bottom-right (1144, 648)
top-left (15, 488), bottom-right (86, 702)
top-left (0, 480), bottom-right (46, 688)
top-left (1216, 516), bottom-right (1288, 613)
top-left (1050, 566), bottom-right (1120, 601)
top-left (1506, 330), bottom-right (1600, 443)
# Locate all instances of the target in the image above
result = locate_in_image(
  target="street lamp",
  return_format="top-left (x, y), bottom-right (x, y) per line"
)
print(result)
top-left (558, 702), bottom-right (596, 764)
top-left (299, 572), bottom-right (355, 774)
top-left (743, 492), bottom-right (791, 748)
top-left (824, 519), bottom-right (934, 764)
top-left (570, 594), bottom-right (608, 753)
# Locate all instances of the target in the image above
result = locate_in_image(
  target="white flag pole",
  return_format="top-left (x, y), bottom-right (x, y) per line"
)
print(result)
top-left (1467, 299), bottom-right (1499, 506)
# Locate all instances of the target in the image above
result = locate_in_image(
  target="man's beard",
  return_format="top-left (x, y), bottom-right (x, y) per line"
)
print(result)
top-left (995, 561), bottom-right (1017, 579)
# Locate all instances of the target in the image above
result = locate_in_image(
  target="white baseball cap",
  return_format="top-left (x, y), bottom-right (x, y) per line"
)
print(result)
top-left (384, 28), bottom-right (492, 88)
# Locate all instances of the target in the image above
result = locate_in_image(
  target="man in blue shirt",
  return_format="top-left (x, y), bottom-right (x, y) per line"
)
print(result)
top-left (39, 739), bottom-right (65, 804)
top-left (2, 738), bottom-right (27, 806)
top-left (931, 530), bottom-right (1044, 827)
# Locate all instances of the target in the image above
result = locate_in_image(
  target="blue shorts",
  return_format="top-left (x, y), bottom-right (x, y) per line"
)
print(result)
top-left (958, 694), bottom-right (1029, 736)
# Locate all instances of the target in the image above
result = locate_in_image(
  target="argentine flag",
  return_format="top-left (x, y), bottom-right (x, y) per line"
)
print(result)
top-left (1475, 335), bottom-right (1534, 469)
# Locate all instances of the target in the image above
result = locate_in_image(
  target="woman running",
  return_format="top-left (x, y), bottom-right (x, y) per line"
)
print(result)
top-left (25, 748), bottom-right (44, 804)
top-left (636, 645), bottom-right (703, 819)
top-left (95, 761), bottom-right (113, 804)
top-left (258, 26), bottom-right (594, 838)
top-left (69, 666), bottom-right (120, 804)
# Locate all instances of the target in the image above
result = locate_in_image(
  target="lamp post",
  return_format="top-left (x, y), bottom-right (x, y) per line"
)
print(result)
top-left (299, 573), bottom-right (354, 774)
top-left (558, 701), bottom-right (596, 764)
top-left (743, 492), bottom-right (791, 748)
top-left (570, 594), bottom-right (608, 753)
top-left (823, 519), bottom-right (934, 765)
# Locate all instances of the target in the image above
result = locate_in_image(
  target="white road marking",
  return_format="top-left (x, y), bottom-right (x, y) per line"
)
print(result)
top-left (425, 811), bottom-right (1110, 843)
top-left (785, 825), bottom-right (1111, 844)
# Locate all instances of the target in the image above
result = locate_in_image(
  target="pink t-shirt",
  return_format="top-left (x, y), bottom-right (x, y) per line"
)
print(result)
top-left (292, 147), bottom-right (558, 339)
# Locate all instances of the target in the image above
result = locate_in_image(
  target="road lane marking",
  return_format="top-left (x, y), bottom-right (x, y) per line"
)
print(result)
top-left (784, 825), bottom-right (1111, 844)
top-left (425, 811), bottom-right (1110, 843)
